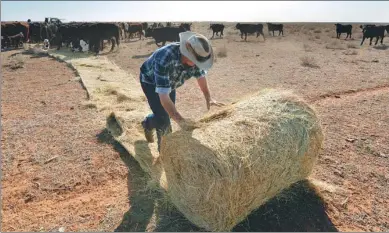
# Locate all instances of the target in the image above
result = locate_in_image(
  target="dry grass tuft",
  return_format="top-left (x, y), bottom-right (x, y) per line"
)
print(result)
top-left (8, 54), bottom-right (25, 70)
top-left (347, 43), bottom-right (358, 49)
top-left (303, 44), bottom-right (313, 52)
top-left (344, 50), bottom-right (359, 55)
top-left (81, 101), bottom-right (97, 109)
top-left (217, 45), bottom-right (228, 58)
top-left (325, 41), bottom-right (346, 50)
top-left (308, 36), bottom-right (315, 41)
top-left (315, 35), bottom-right (321, 39)
top-left (116, 93), bottom-right (132, 102)
top-left (314, 29), bottom-right (322, 33)
top-left (300, 56), bottom-right (320, 68)
top-left (96, 85), bottom-right (119, 96)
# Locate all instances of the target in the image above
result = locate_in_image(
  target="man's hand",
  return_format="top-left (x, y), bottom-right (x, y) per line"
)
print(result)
top-left (197, 77), bottom-right (226, 111)
top-left (206, 99), bottom-right (226, 110)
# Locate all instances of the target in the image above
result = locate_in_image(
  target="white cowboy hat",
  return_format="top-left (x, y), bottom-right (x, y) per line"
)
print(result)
top-left (179, 31), bottom-right (214, 70)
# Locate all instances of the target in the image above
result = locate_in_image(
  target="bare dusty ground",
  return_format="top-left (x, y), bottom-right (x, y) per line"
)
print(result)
top-left (1, 51), bottom-right (130, 232)
top-left (1, 22), bottom-right (389, 232)
top-left (107, 23), bottom-right (389, 231)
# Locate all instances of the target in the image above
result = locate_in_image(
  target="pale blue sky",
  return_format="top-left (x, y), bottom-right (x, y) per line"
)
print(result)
top-left (1, 1), bottom-right (388, 23)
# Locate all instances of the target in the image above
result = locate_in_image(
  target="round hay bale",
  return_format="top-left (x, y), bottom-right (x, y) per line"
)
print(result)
top-left (160, 89), bottom-right (324, 231)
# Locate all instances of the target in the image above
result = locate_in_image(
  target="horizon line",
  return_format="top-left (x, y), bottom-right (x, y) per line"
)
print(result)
top-left (2, 20), bottom-right (389, 24)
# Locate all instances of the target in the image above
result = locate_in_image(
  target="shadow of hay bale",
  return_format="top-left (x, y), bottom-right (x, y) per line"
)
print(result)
top-left (96, 129), bottom-right (338, 232)
top-left (232, 180), bottom-right (338, 232)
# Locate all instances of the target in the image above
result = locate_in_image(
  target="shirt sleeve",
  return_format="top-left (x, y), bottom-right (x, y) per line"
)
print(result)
top-left (154, 57), bottom-right (171, 94)
top-left (193, 68), bottom-right (208, 79)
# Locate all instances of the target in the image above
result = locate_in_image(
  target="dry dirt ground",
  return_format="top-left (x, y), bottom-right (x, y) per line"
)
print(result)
top-left (1, 51), bottom-right (131, 231)
top-left (1, 22), bottom-right (389, 232)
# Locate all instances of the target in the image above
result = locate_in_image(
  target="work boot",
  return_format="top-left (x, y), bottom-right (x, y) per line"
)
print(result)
top-left (141, 119), bottom-right (154, 143)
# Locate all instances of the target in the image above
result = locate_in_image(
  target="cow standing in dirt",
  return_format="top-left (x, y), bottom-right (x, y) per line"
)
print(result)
top-left (235, 23), bottom-right (265, 41)
top-left (145, 26), bottom-right (186, 47)
top-left (126, 23), bottom-right (143, 40)
top-left (210, 24), bottom-right (224, 39)
top-left (267, 23), bottom-right (284, 36)
top-left (360, 25), bottom-right (386, 46)
top-left (334, 24), bottom-right (352, 39)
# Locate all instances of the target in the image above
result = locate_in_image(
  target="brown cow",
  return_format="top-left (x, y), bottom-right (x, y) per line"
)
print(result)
top-left (1, 21), bottom-right (29, 43)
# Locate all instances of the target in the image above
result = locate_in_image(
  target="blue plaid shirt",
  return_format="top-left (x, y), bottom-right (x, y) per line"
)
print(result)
top-left (140, 42), bottom-right (207, 94)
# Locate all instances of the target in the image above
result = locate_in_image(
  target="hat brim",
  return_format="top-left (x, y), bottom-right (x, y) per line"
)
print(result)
top-left (179, 32), bottom-right (214, 71)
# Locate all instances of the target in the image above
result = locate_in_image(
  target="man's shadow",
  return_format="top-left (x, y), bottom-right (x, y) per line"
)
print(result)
top-left (97, 128), bottom-right (338, 232)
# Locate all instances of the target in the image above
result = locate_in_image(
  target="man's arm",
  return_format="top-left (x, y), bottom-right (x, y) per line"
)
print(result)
top-left (197, 76), bottom-right (211, 102)
top-left (159, 93), bottom-right (184, 123)
top-left (196, 76), bottom-right (226, 110)
top-left (159, 94), bottom-right (199, 130)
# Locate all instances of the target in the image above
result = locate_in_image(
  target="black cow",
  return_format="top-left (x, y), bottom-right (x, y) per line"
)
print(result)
top-left (56, 22), bottom-right (120, 54)
top-left (209, 24), bottom-right (224, 39)
top-left (55, 23), bottom-right (76, 49)
top-left (334, 24), bottom-right (352, 39)
top-left (267, 23), bottom-right (284, 36)
top-left (1, 36), bottom-right (8, 49)
top-left (1, 36), bottom-right (6, 48)
top-left (145, 26), bottom-right (186, 47)
top-left (118, 22), bottom-right (126, 40)
top-left (142, 22), bottom-right (148, 31)
top-left (180, 23), bottom-right (192, 31)
top-left (40, 24), bottom-right (53, 42)
top-left (56, 23), bottom-right (84, 50)
top-left (86, 23), bottom-right (120, 54)
top-left (385, 25), bottom-right (389, 34)
top-left (127, 23), bottom-right (143, 40)
top-left (150, 22), bottom-right (164, 29)
top-left (28, 22), bottom-right (42, 43)
top-left (360, 24), bottom-right (376, 29)
top-left (360, 25), bottom-right (386, 46)
top-left (235, 23), bottom-right (265, 41)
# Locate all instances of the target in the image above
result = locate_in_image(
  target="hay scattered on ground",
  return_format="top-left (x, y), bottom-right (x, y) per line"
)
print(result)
top-left (160, 89), bottom-right (324, 231)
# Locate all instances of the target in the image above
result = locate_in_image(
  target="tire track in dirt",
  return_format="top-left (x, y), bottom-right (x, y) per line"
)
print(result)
top-left (309, 84), bottom-right (389, 103)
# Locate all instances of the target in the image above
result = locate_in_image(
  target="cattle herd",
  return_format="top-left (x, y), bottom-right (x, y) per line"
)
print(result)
top-left (1, 18), bottom-right (389, 55)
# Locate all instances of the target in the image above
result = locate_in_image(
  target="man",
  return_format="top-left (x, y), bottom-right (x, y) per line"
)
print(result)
top-left (140, 31), bottom-right (224, 151)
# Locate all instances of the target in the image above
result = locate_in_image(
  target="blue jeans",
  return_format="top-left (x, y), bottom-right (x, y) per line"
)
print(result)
top-left (140, 78), bottom-right (176, 152)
